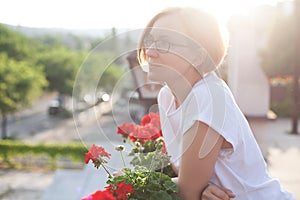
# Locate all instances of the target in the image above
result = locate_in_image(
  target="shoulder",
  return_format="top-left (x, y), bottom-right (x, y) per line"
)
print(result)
top-left (157, 85), bottom-right (170, 98)
top-left (190, 72), bottom-right (230, 107)
top-left (157, 85), bottom-right (173, 105)
top-left (181, 72), bottom-right (235, 133)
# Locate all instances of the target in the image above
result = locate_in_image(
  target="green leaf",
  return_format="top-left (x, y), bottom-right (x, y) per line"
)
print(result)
top-left (149, 190), bottom-right (172, 200)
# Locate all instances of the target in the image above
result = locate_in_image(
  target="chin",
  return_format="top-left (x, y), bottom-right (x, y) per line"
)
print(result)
top-left (147, 71), bottom-right (164, 83)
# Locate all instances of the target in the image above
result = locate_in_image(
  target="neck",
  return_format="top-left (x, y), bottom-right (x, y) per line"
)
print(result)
top-left (167, 68), bottom-right (203, 107)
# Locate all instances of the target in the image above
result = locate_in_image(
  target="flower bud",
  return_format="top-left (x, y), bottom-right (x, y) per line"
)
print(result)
top-left (134, 141), bottom-right (141, 147)
top-left (156, 137), bottom-right (164, 143)
top-left (133, 148), bottom-right (139, 153)
top-left (115, 145), bottom-right (125, 151)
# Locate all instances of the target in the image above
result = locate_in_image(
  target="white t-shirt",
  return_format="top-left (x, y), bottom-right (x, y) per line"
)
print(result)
top-left (158, 71), bottom-right (295, 200)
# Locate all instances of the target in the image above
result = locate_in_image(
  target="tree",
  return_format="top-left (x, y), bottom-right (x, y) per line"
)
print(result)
top-left (35, 33), bottom-right (89, 51)
top-left (0, 25), bottom-right (37, 61)
top-left (37, 47), bottom-right (85, 96)
top-left (291, 0), bottom-right (300, 134)
top-left (74, 51), bottom-right (124, 99)
top-left (0, 53), bottom-right (48, 139)
top-left (259, 3), bottom-right (299, 134)
top-left (259, 10), bottom-right (294, 77)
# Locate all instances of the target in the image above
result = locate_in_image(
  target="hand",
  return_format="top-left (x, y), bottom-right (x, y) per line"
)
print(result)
top-left (201, 184), bottom-right (236, 200)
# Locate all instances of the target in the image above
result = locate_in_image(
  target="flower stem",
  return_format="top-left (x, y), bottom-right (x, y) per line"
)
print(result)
top-left (159, 160), bottom-right (164, 184)
top-left (120, 151), bottom-right (126, 167)
top-left (101, 164), bottom-right (112, 178)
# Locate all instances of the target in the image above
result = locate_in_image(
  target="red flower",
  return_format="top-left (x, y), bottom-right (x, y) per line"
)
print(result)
top-left (117, 113), bottom-right (162, 143)
top-left (105, 185), bottom-right (114, 195)
top-left (85, 144), bottom-right (111, 165)
top-left (84, 152), bottom-right (93, 164)
top-left (140, 114), bottom-right (151, 125)
top-left (117, 122), bottom-right (137, 136)
top-left (81, 190), bottom-right (116, 200)
top-left (148, 112), bottom-right (161, 128)
top-left (141, 112), bottom-right (161, 128)
top-left (141, 124), bottom-right (161, 140)
top-left (150, 128), bottom-right (162, 140)
top-left (128, 125), bottom-right (152, 142)
top-left (127, 125), bottom-right (162, 143)
top-left (115, 181), bottom-right (134, 200)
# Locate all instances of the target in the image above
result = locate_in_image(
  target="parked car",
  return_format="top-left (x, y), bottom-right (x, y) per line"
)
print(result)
top-left (48, 100), bottom-right (61, 115)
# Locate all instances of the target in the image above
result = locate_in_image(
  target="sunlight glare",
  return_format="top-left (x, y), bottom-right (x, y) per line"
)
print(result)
top-left (0, 0), bottom-right (291, 29)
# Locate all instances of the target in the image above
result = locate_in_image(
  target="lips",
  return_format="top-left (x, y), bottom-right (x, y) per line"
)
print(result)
top-left (147, 59), bottom-right (158, 67)
top-left (148, 59), bottom-right (168, 69)
top-left (148, 62), bottom-right (162, 68)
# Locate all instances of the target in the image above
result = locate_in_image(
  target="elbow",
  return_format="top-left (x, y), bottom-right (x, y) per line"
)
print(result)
top-left (178, 182), bottom-right (202, 200)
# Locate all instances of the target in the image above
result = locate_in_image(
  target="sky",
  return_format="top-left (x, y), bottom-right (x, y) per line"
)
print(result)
top-left (0, 0), bottom-right (293, 30)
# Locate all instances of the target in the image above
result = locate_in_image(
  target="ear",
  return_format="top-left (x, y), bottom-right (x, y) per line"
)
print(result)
top-left (190, 47), bottom-right (207, 68)
top-left (192, 48), bottom-right (216, 75)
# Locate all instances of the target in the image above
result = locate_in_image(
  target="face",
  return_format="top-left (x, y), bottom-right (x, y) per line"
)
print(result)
top-left (145, 14), bottom-right (198, 84)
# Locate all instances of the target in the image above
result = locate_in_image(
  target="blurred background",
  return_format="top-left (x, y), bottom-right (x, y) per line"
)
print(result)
top-left (0, 0), bottom-right (299, 199)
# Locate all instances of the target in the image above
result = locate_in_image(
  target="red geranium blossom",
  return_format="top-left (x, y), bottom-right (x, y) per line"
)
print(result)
top-left (119, 113), bottom-right (162, 144)
top-left (115, 181), bottom-right (134, 200)
top-left (85, 144), bottom-right (111, 165)
top-left (104, 181), bottom-right (134, 200)
top-left (140, 114), bottom-right (151, 126)
top-left (128, 125), bottom-right (152, 142)
top-left (141, 112), bottom-right (160, 128)
top-left (131, 124), bottom-right (162, 141)
top-left (104, 184), bottom-right (114, 195)
top-left (117, 112), bottom-right (162, 143)
top-left (117, 122), bottom-right (137, 136)
top-left (148, 112), bottom-right (161, 128)
top-left (81, 190), bottom-right (116, 200)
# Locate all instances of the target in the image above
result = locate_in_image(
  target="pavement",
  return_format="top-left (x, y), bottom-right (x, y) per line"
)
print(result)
top-left (256, 118), bottom-right (300, 199)
top-left (0, 98), bottom-right (300, 199)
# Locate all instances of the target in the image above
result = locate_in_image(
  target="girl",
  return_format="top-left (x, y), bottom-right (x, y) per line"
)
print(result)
top-left (137, 7), bottom-right (295, 200)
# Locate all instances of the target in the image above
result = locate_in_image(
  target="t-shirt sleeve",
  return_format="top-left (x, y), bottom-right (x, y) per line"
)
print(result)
top-left (181, 82), bottom-right (238, 151)
top-left (157, 86), bottom-right (172, 113)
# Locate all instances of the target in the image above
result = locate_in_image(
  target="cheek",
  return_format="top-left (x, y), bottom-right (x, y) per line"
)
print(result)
top-left (148, 54), bottom-right (192, 81)
top-left (147, 63), bottom-right (181, 82)
top-left (165, 55), bottom-right (191, 74)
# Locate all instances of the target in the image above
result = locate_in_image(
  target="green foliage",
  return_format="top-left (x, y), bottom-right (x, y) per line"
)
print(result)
top-left (107, 166), bottom-right (182, 200)
top-left (0, 53), bottom-right (48, 115)
top-left (0, 25), bottom-right (37, 61)
top-left (74, 51), bottom-right (124, 99)
top-left (98, 62), bottom-right (124, 92)
top-left (0, 24), bottom-right (125, 98)
top-left (36, 33), bottom-right (89, 50)
top-left (0, 140), bottom-right (86, 168)
top-left (259, 10), bottom-right (295, 77)
top-left (130, 153), bottom-right (177, 178)
top-left (270, 81), bottom-right (300, 117)
top-left (128, 140), bottom-right (177, 178)
top-left (37, 47), bottom-right (86, 95)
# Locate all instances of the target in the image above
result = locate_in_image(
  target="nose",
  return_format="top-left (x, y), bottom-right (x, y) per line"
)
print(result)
top-left (145, 45), bottom-right (159, 58)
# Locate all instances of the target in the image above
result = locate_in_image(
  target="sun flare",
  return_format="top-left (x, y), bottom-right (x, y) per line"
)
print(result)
top-left (0, 0), bottom-right (290, 29)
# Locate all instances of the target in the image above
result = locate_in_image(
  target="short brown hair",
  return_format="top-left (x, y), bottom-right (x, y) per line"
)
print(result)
top-left (137, 7), bottom-right (227, 71)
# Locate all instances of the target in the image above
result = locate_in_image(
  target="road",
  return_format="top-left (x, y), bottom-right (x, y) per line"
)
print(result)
top-left (3, 92), bottom-right (129, 144)
top-left (4, 93), bottom-right (58, 140)
top-left (3, 92), bottom-right (88, 142)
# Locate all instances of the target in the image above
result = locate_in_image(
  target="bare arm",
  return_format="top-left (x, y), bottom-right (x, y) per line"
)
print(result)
top-left (177, 121), bottom-right (224, 200)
